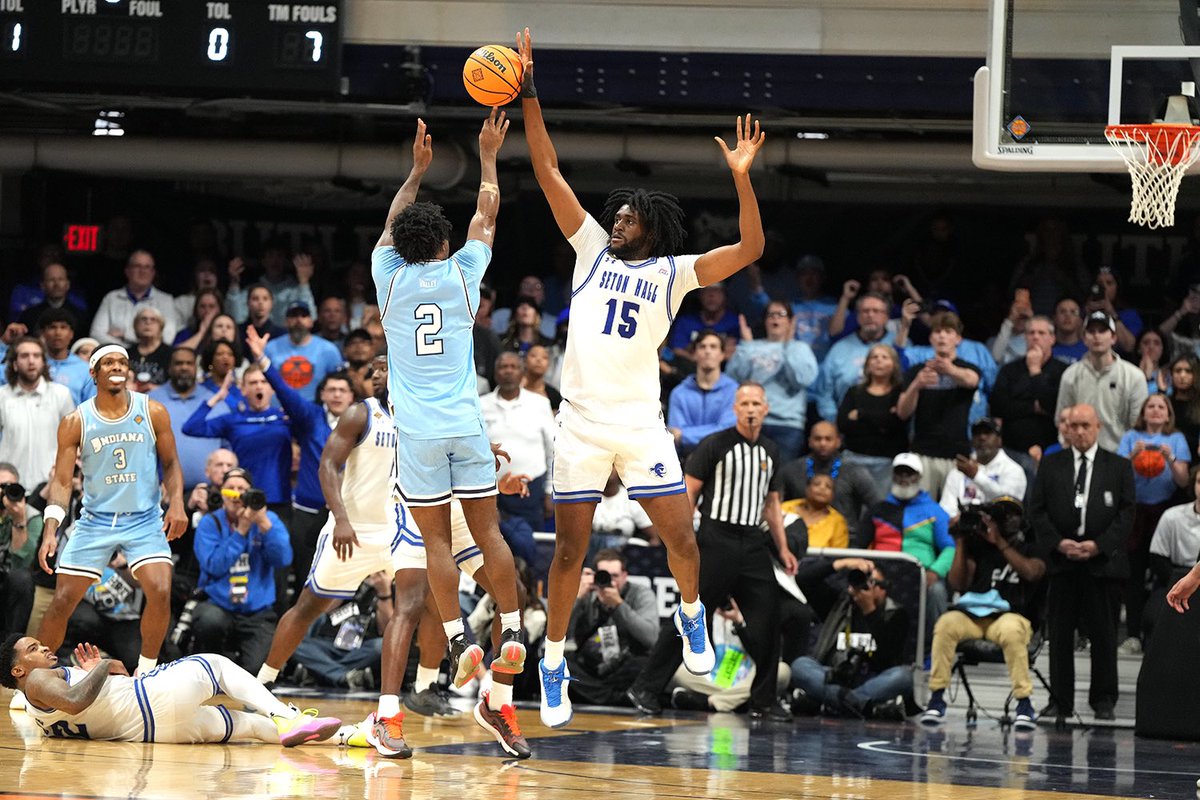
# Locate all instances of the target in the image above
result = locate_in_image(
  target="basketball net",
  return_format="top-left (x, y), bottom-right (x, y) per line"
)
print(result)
top-left (1105, 94), bottom-right (1200, 229)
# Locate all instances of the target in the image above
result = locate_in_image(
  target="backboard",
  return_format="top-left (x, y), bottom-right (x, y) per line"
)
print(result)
top-left (975, 0), bottom-right (1200, 172)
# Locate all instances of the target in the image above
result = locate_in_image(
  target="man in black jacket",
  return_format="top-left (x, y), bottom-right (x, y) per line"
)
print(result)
top-left (789, 561), bottom-right (913, 719)
top-left (1029, 403), bottom-right (1134, 720)
top-left (989, 315), bottom-right (1066, 467)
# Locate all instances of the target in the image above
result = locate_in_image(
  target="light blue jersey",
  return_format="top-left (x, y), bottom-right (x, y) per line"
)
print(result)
top-left (77, 392), bottom-right (161, 514)
top-left (373, 239), bottom-right (491, 439)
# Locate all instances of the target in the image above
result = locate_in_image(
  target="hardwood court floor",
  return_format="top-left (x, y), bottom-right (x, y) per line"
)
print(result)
top-left (1, 694), bottom-right (1197, 800)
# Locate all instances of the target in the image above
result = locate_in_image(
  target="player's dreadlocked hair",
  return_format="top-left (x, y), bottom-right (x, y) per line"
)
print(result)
top-left (600, 188), bottom-right (687, 257)
top-left (0, 633), bottom-right (23, 690)
top-left (390, 202), bottom-right (453, 264)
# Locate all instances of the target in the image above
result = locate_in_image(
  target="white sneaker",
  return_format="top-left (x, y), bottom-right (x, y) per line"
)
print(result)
top-left (538, 659), bottom-right (573, 728)
top-left (674, 604), bottom-right (716, 675)
top-left (1118, 637), bottom-right (1142, 655)
top-left (9, 690), bottom-right (26, 710)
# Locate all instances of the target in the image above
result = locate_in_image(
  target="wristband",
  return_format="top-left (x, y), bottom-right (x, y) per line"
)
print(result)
top-left (519, 71), bottom-right (537, 98)
top-left (479, 181), bottom-right (499, 195)
top-left (44, 505), bottom-right (66, 525)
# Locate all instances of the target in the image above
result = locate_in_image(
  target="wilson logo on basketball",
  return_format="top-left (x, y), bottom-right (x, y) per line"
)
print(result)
top-left (481, 50), bottom-right (507, 73)
top-left (280, 356), bottom-right (314, 389)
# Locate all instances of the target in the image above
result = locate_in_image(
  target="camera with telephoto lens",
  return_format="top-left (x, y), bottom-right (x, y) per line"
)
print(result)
top-left (846, 568), bottom-right (872, 591)
top-left (594, 569), bottom-right (612, 588)
top-left (0, 483), bottom-right (24, 503)
top-left (216, 486), bottom-right (268, 511)
top-left (953, 500), bottom-right (1017, 544)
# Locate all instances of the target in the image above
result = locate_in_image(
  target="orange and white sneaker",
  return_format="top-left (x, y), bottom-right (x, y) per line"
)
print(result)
top-left (367, 712), bottom-right (412, 759)
top-left (473, 693), bottom-right (531, 759)
top-left (491, 629), bottom-right (527, 676)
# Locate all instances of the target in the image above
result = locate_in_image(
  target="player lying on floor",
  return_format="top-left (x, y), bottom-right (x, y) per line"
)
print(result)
top-left (2, 636), bottom-right (340, 746)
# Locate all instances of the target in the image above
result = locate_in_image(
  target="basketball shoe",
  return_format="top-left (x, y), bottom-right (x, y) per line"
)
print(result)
top-left (675, 604), bottom-right (716, 675)
top-left (491, 629), bottom-right (527, 675)
top-left (271, 705), bottom-right (342, 747)
top-left (473, 692), bottom-right (532, 759)
top-left (448, 634), bottom-right (484, 688)
top-left (538, 659), bottom-right (573, 728)
top-left (368, 712), bottom-right (412, 759)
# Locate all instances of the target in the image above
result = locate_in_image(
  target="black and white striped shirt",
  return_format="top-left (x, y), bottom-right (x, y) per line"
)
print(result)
top-left (686, 428), bottom-right (782, 529)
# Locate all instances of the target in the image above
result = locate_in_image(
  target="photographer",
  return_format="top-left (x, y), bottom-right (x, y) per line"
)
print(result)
top-left (289, 570), bottom-right (392, 690)
top-left (0, 464), bottom-right (40, 637)
top-left (790, 561), bottom-right (912, 720)
top-left (565, 549), bottom-right (658, 706)
top-left (189, 467), bottom-right (292, 672)
top-left (922, 497), bottom-right (1045, 729)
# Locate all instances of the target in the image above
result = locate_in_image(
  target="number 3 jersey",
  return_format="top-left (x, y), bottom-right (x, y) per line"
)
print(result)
top-left (373, 239), bottom-right (491, 440)
top-left (563, 215), bottom-right (701, 424)
top-left (77, 391), bottom-right (161, 514)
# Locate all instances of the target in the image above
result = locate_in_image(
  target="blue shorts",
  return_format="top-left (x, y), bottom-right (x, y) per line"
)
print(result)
top-left (395, 426), bottom-right (498, 507)
top-left (57, 507), bottom-right (172, 583)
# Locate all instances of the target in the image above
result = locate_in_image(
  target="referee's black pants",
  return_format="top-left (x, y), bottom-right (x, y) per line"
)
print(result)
top-left (631, 521), bottom-right (782, 709)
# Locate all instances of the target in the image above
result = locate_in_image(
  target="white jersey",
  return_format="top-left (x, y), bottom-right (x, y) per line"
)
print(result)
top-left (341, 397), bottom-right (397, 525)
top-left (562, 214), bottom-right (701, 425)
top-left (26, 667), bottom-right (143, 741)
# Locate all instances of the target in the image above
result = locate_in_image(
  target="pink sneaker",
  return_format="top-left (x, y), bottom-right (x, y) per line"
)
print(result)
top-left (273, 706), bottom-right (343, 747)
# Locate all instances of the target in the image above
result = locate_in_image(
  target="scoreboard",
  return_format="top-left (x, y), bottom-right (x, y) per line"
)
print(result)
top-left (0, 1), bottom-right (343, 97)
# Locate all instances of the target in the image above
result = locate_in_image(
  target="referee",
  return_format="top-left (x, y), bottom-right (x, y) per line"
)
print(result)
top-left (626, 382), bottom-right (798, 720)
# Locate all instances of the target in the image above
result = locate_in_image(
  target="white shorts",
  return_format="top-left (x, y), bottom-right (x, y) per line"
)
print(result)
top-left (139, 655), bottom-right (232, 743)
top-left (305, 502), bottom-right (423, 598)
top-left (552, 402), bottom-right (685, 503)
top-left (392, 499), bottom-right (484, 577)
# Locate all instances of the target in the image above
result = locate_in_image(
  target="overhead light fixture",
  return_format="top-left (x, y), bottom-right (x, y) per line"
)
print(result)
top-left (796, 132), bottom-right (829, 140)
top-left (94, 110), bottom-right (125, 137)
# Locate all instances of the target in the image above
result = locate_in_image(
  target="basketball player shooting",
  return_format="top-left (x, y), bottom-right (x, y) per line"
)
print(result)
top-left (515, 28), bottom-right (775, 728)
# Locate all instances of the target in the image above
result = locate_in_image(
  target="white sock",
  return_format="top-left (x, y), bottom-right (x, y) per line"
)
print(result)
top-left (442, 618), bottom-right (465, 640)
top-left (499, 611), bottom-right (521, 634)
top-left (137, 655), bottom-right (157, 676)
top-left (679, 598), bottom-right (702, 619)
top-left (489, 680), bottom-right (513, 711)
top-left (414, 666), bottom-right (439, 693)
top-left (256, 664), bottom-right (279, 684)
top-left (377, 694), bottom-right (401, 719)
top-left (543, 638), bottom-right (565, 670)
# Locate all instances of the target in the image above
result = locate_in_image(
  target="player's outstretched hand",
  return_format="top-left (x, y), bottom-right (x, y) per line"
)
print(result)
top-left (412, 118), bottom-right (432, 173)
top-left (479, 107), bottom-right (510, 157)
top-left (37, 528), bottom-right (57, 575)
top-left (498, 473), bottom-right (531, 498)
top-left (1168, 564), bottom-right (1200, 613)
top-left (516, 27), bottom-right (534, 82)
top-left (73, 642), bottom-right (105, 672)
top-left (163, 502), bottom-right (188, 541)
top-left (715, 113), bottom-right (765, 175)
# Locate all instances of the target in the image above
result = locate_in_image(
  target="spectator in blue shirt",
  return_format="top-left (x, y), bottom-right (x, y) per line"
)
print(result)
top-left (246, 325), bottom-right (356, 607)
top-left (814, 292), bottom-right (896, 422)
top-left (1051, 297), bottom-right (1087, 365)
top-left (190, 467), bottom-right (292, 672)
top-left (789, 255), bottom-right (839, 360)
top-left (148, 346), bottom-right (228, 492)
top-left (263, 301), bottom-right (343, 402)
top-left (182, 364), bottom-right (293, 513)
top-left (726, 301), bottom-right (820, 460)
top-left (669, 283), bottom-right (740, 366)
top-left (36, 309), bottom-right (93, 404)
top-left (199, 337), bottom-right (246, 411)
top-left (668, 330), bottom-right (738, 456)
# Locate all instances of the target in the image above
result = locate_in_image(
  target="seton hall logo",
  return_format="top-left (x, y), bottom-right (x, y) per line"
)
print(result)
top-left (649, 463), bottom-right (666, 478)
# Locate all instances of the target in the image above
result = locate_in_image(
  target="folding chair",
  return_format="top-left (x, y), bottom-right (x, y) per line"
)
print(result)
top-left (951, 627), bottom-right (1062, 727)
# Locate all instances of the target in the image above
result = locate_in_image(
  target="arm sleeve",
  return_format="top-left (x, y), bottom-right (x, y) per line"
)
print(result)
top-left (194, 514), bottom-right (245, 576)
top-left (10, 515), bottom-right (43, 570)
top-left (970, 460), bottom-right (1027, 501)
top-left (612, 586), bottom-right (660, 650)
top-left (939, 473), bottom-right (963, 517)
top-left (724, 342), bottom-right (758, 382)
top-left (783, 341), bottom-right (820, 390)
top-left (89, 294), bottom-right (119, 344)
top-left (225, 286), bottom-right (248, 323)
top-left (929, 511), bottom-right (956, 577)
top-left (1055, 369), bottom-right (1076, 418)
top-left (182, 401), bottom-right (229, 439)
top-left (1117, 432), bottom-right (1133, 458)
top-left (1173, 431), bottom-right (1192, 462)
top-left (1029, 464), bottom-right (1061, 561)
top-left (1095, 458), bottom-right (1136, 560)
top-left (262, 363), bottom-right (317, 435)
top-left (814, 362), bottom-right (837, 422)
top-left (259, 512), bottom-right (294, 568)
top-left (1128, 378), bottom-right (1150, 433)
top-left (1149, 512), bottom-right (1176, 559)
top-left (853, 507), bottom-right (877, 549)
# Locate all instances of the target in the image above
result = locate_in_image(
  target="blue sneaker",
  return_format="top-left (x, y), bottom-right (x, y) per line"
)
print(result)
top-left (674, 604), bottom-right (715, 675)
top-left (920, 689), bottom-right (947, 727)
top-left (1013, 697), bottom-right (1037, 730)
top-left (538, 659), bottom-right (573, 728)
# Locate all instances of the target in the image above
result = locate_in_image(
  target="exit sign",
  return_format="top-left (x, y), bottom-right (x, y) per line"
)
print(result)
top-left (63, 224), bottom-right (101, 253)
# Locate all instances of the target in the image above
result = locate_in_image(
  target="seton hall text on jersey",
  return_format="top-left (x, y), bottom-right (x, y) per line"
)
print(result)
top-left (597, 269), bottom-right (659, 303)
top-left (374, 428), bottom-right (397, 449)
top-left (88, 432), bottom-right (146, 454)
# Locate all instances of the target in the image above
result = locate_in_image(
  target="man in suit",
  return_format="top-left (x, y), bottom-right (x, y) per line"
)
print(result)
top-left (1029, 403), bottom-right (1133, 720)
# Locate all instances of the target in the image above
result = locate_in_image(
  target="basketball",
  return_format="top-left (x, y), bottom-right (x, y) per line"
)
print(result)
top-left (463, 45), bottom-right (523, 106)
top-left (1132, 447), bottom-right (1167, 478)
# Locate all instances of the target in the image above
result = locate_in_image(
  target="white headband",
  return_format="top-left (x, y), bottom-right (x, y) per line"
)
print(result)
top-left (89, 344), bottom-right (129, 371)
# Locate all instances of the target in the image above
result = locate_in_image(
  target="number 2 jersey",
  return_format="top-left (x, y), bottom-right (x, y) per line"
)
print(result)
top-left (77, 391), bottom-right (161, 514)
top-left (372, 239), bottom-right (491, 440)
top-left (562, 214), bottom-right (701, 424)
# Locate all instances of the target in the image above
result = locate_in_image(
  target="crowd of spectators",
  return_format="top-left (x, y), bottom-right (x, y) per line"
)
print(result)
top-left (2, 212), bottom-right (1199, 726)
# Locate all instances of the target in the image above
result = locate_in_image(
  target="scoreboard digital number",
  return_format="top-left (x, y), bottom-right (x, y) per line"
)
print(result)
top-left (0, 1), bottom-right (343, 96)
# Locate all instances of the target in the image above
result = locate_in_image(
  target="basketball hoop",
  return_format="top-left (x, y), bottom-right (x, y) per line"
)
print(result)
top-left (1105, 123), bottom-right (1200, 229)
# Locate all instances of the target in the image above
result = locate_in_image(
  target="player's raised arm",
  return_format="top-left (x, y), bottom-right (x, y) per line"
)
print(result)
top-left (376, 119), bottom-right (435, 249)
top-left (694, 114), bottom-right (767, 286)
top-left (319, 400), bottom-right (367, 561)
top-left (38, 412), bottom-right (82, 574)
top-left (517, 27), bottom-right (587, 239)
top-left (149, 400), bottom-right (188, 541)
top-left (466, 108), bottom-right (510, 248)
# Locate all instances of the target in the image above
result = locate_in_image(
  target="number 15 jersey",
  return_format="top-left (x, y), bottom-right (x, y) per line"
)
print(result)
top-left (373, 239), bottom-right (491, 440)
top-left (562, 215), bottom-right (701, 425)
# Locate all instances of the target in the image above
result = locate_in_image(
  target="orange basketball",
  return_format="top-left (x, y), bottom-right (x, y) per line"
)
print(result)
top-left (1132, 448), bottom-right (1167, 478)
top-left (463, 45), bottom-right (523, 106)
